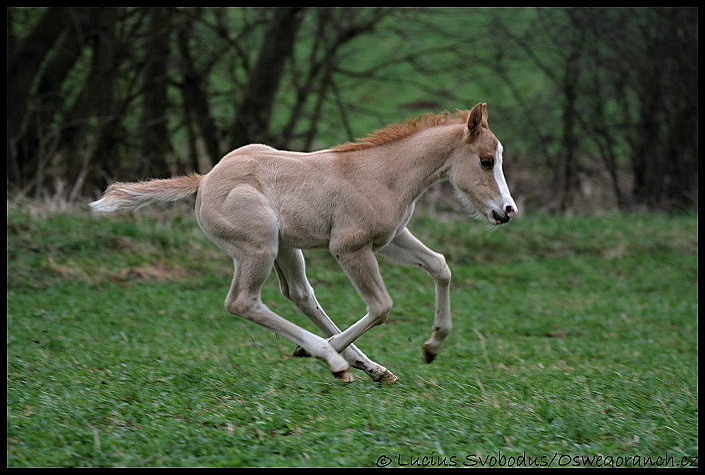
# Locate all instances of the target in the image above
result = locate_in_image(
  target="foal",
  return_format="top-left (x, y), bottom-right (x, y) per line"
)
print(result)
top-left (90, 103), bottom-right (517, 383)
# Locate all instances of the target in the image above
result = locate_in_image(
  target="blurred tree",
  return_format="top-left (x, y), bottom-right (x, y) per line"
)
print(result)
top-left (6, 7), bottom-right (697, 211)
top-left (230, 7), bottom-right (306, 148)
top-left (492, 7), bottom-right (697, 211)
top-left (623, 8), bottom-right (698, 210)
top-left (175, 7), bottom-right (224, 171)
top-left (137, 7), bottom-right (174, 178)
top-left (7, 7), bottom-right (94, 197)
top-left (7, 7), bottom-right (392, 196)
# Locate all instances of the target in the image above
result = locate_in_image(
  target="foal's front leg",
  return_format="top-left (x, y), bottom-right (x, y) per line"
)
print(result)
top-left (326, 244), bottom-right (394, 355)
top-left (274, 247), bottom-right (398, 383)
top-left (378, 228), bottom-right (452, 363)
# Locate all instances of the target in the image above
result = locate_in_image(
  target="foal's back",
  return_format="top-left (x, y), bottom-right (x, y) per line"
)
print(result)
top-left (196, 144), bottom-right (356, 250)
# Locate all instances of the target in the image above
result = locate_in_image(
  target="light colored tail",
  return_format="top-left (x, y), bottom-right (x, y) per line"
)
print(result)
top-left (89, 173), bottom-right (203, 212)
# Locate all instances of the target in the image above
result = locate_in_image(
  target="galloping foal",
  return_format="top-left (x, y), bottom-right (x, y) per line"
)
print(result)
top-left (90, 103), bottom-right (517, 383)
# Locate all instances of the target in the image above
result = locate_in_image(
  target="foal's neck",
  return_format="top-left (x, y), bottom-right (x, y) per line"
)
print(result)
top-left (373, 124), bottom-right (463, 203)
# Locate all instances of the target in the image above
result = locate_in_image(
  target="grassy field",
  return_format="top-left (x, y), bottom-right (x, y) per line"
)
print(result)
top-left (7, 202), bottom-right (698, 468)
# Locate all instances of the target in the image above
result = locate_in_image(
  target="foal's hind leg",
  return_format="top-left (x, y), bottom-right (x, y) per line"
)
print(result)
top-left (199, 187), bottom-right (351, 381)
top-left (225, 247), bottom-right (352, 381)
top-left (223, 248), bottom-right (352, 381)
top-left (274, 247), bottom-right (398, 383)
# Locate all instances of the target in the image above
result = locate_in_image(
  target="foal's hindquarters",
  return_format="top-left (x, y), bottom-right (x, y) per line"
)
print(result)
top-left (194, 159), bottom-right (397, 383)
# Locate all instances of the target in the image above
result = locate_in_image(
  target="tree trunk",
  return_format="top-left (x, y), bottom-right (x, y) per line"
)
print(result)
top-left (555, 50), bottom-right (581, 212)
top-left (176, 13), bottom-right (222, 169)
top-left (7, 7), bottom-right (87, 194)
top-left (230, 7), bottom-right (306, 148)
top-left (136, 7), bottom-right (174, 178)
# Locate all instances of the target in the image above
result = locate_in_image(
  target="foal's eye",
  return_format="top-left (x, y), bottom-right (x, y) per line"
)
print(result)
top-left (480, 157), bottom-right (494, 169)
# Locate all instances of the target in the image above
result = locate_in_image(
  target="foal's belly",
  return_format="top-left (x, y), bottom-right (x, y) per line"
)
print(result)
top-left (277, 200), bottom-right (415, 252)
top-left (276, 205), bottom-right (409, 251)
top-left (279, 224), bottom-right (331, 250)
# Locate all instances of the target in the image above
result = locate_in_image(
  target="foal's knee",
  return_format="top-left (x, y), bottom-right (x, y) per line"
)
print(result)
top-left (430, 253), bottom-right (451, 286)
top-left (370, 296), bottom-right (394, 326)
top-left (225, 294), bottom-right (262, 321)
top-left (287, 285), bottom-right (311, 307)
top-left (225, 296), bottom-right (246, 317)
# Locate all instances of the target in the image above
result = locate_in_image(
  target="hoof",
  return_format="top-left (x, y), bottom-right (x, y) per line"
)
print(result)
top-left (422, 344), bottom-right (437, 364)
top-left (375, 369), bottom-right (399, 383)
top-left (293, 345), bottom-right (311, 358)
top-left (333, 369), bottom-right (354, 383)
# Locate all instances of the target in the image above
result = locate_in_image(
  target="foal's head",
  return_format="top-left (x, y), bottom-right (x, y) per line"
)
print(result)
top-left (449, 103), bottom-right (518, 225)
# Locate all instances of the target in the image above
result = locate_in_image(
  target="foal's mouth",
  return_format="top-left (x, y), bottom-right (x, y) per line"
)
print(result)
top-left (491, 209), bottom-right (512, 225)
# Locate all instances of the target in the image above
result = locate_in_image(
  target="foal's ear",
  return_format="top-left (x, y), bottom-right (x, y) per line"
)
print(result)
top-left (467, 103), bottom-right (489, 139)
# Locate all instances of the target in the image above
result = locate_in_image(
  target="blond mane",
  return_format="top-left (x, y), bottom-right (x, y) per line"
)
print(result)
top-left (330, 110), bottom-right (470, 153)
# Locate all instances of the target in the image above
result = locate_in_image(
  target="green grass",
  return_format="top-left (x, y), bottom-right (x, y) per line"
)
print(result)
top-left (7, 203), bottom-right (698, 467)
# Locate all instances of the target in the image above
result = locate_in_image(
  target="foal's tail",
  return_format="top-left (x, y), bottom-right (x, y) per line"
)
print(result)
top-left (89, 173), bottom-right (203, 212)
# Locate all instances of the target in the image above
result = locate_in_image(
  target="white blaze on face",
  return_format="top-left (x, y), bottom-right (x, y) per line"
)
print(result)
top-left (493, 141), bottom-right (518, 217)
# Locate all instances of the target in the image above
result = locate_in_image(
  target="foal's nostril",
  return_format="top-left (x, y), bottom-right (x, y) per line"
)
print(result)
top-left (505, 205), bottom-right (516, 218)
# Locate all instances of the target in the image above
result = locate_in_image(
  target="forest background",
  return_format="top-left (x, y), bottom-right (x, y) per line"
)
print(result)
top-left (7, 7), bottom-right (698, 213)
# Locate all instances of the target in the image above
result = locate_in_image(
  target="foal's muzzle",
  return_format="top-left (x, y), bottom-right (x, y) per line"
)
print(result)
top-left (491, 205), bottom-right (516, 224)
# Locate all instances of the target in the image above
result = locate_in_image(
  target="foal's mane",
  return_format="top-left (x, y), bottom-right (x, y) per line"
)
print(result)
top-left (330, 110), bottom-right (470, 153)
